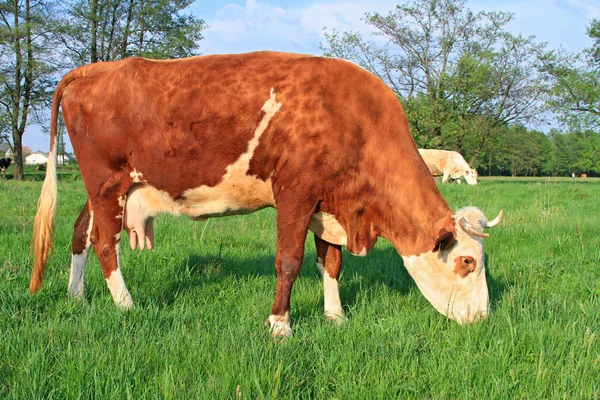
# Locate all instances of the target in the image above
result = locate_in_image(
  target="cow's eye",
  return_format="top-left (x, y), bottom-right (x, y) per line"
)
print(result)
top-left (463, 257), bottom-right (473, 265)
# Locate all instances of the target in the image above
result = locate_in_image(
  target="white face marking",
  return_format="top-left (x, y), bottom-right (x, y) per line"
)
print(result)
top-left (401, 219), bottom-right (488, 324)
top-left (130, 168), bottom-right (144, 183)
top-left (105, 243), bottom-right (133, 309)
top-left (309, 212), bottom-right (348, 245)
top-left (267, 311), bottom-right (291, 337)
top-left (68, 210), bottom-right (93, 299)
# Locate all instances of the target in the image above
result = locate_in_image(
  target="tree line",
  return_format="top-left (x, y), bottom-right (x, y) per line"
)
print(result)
top-left (1, 0), bottom-right (599, 180)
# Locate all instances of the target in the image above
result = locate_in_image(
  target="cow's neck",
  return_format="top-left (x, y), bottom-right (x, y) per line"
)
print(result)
top-left (325, 142), bottom-right (455, 258)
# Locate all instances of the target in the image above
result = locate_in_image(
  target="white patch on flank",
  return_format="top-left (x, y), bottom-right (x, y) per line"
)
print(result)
top-left (130, 169), bottom-right (144, 183)
top-left (105, 243), bottom-right (133, 309)
top-left (118, 89), bottom-right (283, 222)
top-left (68, 210), bottom-right (94, 299)
top-left (267, 311), bottom-right (291, 337)
top-left (309, 212), bottom-right (348, 245)
top-left (316, 259), bottom-right (345, 322)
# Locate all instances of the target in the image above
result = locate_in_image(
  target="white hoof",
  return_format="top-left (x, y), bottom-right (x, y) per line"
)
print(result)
top-left (266, 312), bottom-right (292, 337)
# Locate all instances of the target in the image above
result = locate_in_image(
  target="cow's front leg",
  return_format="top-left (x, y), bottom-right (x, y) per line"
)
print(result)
top-left (68, 200), bottom-right (94, 299)
top-left (89, 180), bottom-right (134, 308)
top-left (267, 195), bottom-right (317, 337)
top-left (442, 171), bottom-right (451, 183)
top-left (314, 235), bottom-right (346, 323)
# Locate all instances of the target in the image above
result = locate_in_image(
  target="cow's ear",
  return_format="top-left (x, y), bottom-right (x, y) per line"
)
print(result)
top-left (433, 228), bottom-right (455, 252)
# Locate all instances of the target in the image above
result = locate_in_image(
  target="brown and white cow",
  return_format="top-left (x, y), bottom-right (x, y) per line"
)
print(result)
top-left (419, 149), bottom-right (478, 185)
top-left (30, 52), bottom-right (502, 336)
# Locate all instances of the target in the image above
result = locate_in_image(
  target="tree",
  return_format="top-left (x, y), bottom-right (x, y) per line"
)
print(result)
top-left (321, 0), bottom-right (547, 163)
top-left (586, 18), bottom-right (600, 65)
top-left (56, 0), bottom-right (207, 65)
top-left (541, 19), bottom-right (600, 131)
top-left (0, 0), bottom-right (59, 180)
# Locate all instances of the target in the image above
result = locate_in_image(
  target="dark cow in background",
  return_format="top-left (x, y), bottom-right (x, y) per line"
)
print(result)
top-left (0, 157), bottom-right (12, 178)
top-left (30, 52), bottom-right (502, 336)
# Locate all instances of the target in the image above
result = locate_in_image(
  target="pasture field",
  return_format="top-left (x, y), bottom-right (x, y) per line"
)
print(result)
top-left (0, 177), bottom-right (598, 398)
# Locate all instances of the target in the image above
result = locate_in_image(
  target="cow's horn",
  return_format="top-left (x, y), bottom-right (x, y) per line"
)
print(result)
top-left (485, 210), bottom-right (504, 228)
top-left (458, 217), bottom-right (490, 238)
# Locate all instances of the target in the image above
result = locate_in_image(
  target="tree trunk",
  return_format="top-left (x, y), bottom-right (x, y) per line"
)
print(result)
top-left (121, 0), bottom-right (135, 58)
top-left (91, 0), bottom-right (99, 62)
top-left (10, 0), bottom-right (24, 180)
top-left (12, 126), bottom-right (24, 180)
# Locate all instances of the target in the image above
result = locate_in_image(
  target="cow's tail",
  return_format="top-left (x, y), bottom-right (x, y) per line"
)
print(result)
top-left (30, 67), bottom-right (92, 294)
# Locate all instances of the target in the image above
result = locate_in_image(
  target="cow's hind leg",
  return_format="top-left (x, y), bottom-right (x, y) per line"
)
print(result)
top-left (68, 200), bottom-right (94, 298)
top-left (88, 176), bottom-right (134, 308)
top-left (267, 194), bottom-right (318, 337)
top-left (314, 235), bottom-right (346, 323)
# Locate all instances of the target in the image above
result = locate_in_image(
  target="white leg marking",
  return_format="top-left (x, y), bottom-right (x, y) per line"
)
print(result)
top-left (68, 246), bottom-right (90, 299)
top-left (68, 210), bottom-right (93, 299)
top-left (316, 259), bottom-right (345, 323)
top-left (267, 311), bottom-right (291, 337)
top-left (105, 243), bottom-right (133, 309)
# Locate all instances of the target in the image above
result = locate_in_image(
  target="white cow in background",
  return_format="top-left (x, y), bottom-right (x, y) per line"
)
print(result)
top-left (418, 149), bottom-right (478, 185)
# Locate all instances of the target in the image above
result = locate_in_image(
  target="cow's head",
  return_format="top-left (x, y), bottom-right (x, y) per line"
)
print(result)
top-left (401, 207), bottom-right (502, 324)
top-left (451, 167), bottom-right (477, 185)
top-left (464, 168), bottom-right (478, 185)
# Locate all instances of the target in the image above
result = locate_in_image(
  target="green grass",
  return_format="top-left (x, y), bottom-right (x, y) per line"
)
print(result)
top-left (0, 177), bottom-right (598, 398)
top-left (0, 163), bottom-right (82, 181)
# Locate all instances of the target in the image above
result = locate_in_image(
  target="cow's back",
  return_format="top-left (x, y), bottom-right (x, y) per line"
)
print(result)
top-left (62, 53), bottom-right (429, 193)
top-left (60, 52), bottom-right (451, 254)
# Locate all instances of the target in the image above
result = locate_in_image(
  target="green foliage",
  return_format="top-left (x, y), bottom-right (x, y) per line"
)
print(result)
top-left (541, 49), bottom-right (600, 131)
top-left (586, 18), bottom-right (600, 65)
top-left (0, 0), bottom-right (61, 180)
top-left (55, 0), bottom-right (207, 65)
top-left (0, 179), bottom-right (599, 398)
top-left (549, 130), bottom-right (600, 176)
top-left (321, 0), bottom-right (548, 158)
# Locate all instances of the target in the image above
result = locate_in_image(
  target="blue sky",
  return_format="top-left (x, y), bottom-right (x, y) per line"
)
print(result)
top-left (22, 0), bottom-right (600, 152)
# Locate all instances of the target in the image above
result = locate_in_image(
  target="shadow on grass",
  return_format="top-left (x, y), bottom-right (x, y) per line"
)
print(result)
top-left (143, 242), bottom-right (509, 321)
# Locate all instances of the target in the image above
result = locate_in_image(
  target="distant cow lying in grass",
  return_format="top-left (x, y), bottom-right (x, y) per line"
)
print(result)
top-left (418, 149), bottom-right (478, 185)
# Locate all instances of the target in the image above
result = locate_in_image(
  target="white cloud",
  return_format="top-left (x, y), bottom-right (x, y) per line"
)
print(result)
top-left (562, 0), bottom-right (600, 19)
top-left (198, 0), bottom-right (594, 57)
top-left (199, 0), bottom-right (398, 55)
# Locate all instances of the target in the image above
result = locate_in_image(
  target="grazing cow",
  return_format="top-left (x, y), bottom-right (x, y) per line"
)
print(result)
top-left (30, 52), bottom-right (502, 336)
top-left (0, 157), bottom-right (11, 177)
top-left (581, 173), bottom-right (587, 178)
top-left (419, 149), bottom-right (478, 185)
